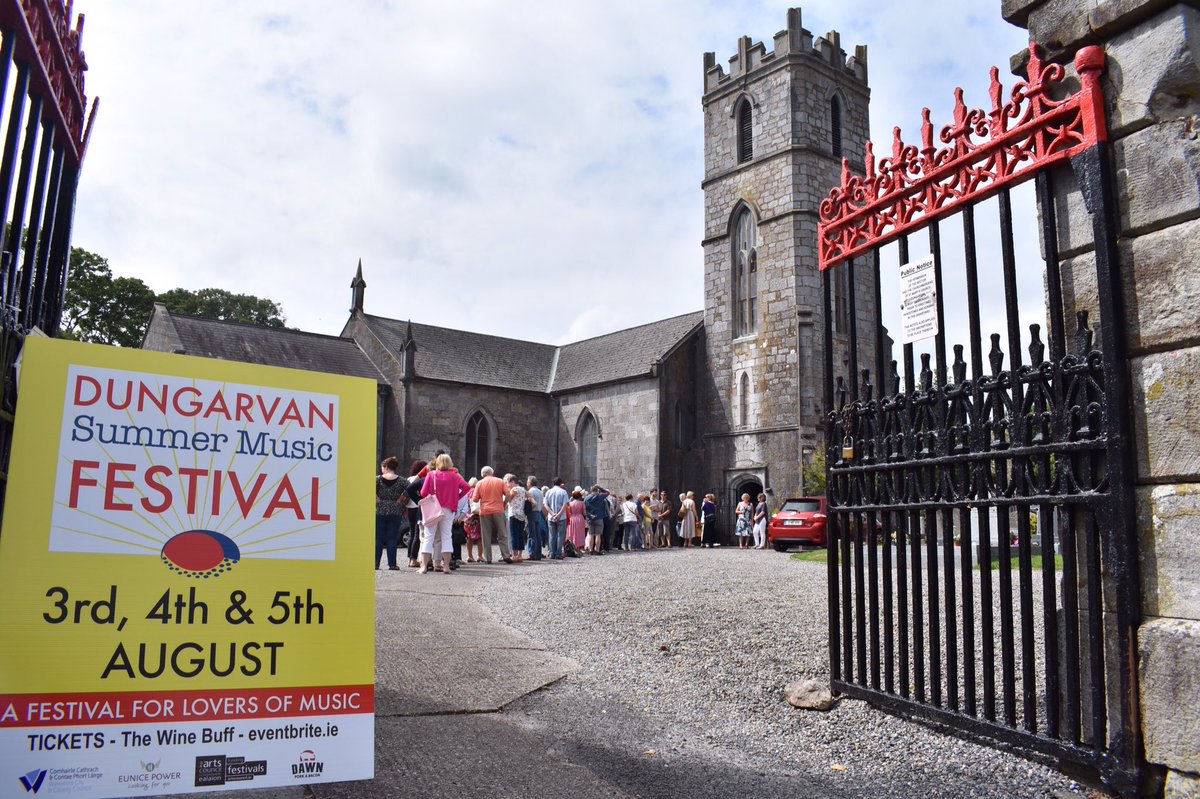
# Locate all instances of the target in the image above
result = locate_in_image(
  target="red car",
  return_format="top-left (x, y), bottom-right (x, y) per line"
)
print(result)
top-left (767, 497), bottom-right (828, 550)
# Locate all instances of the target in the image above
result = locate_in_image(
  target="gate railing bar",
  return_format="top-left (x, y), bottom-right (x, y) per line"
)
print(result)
top-left (926, 504), bottom-right (941, 705)
top-left (838, 379), bottom-right (853, 681)
top-left (7, 89), bottom-right (44, 300)
top-left (823, 267), bottom-right (841, 686)
top-left (872, 246), bottom-right (893, 696)
top-left (960, 200), bottom-right (986, 720)
top-left (1037, 172), bottom-right (1066, 361)
top-left (1075, 131), bottom-right (1144, 777)
top-left (999, 183), bottom-right (1041, 733)
top-left (928, 219), bottom-right (947, 709)
top-left (29, 142), bottom-right (65, 328)
top-left (45, 159), bottom-right (81, 332)
top-left (0, 59), bottom-right (30, 250)
top-left (18, 116), bottom-right (54, 328)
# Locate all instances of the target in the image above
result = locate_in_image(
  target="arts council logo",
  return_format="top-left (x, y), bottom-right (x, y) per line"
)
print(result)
top-left (51, 366), bottom-right (340, 577)
top-left (194, 754), bottom-right (267, 787)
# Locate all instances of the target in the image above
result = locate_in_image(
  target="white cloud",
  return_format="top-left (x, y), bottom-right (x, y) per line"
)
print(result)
top-left (69, 0), bottom-right (1033, 347)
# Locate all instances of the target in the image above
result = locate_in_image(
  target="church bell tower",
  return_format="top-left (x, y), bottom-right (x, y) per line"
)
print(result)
top-left (699, 7), bottom-right (875, 500)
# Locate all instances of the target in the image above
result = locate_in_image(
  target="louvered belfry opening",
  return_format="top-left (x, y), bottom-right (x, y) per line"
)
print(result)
top-left (831, 95), bottom-right (843, 157)
top-left (736, 99), bottom-right (752, 163)
top-left (816, 45), bottom-right (1144, 797)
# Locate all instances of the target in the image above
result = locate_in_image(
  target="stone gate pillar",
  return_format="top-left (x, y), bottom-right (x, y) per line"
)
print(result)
top-left (1003, 1), bottom-right (1200, 794)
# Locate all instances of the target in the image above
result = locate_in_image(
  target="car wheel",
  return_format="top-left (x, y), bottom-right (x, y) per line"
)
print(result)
top-left (773, 543), bottom-right (788, 552)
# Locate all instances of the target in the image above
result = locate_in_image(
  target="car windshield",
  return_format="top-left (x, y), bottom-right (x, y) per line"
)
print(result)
top-left (780, 499), bottom-right (822, 513)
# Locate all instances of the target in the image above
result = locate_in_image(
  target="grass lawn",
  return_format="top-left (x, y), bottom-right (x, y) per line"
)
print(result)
top-left (790, 549), bottom-right (831, 563)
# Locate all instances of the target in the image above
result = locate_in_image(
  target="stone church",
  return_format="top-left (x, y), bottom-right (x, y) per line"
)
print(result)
top-left (143, 8), bottom-right (877, 513)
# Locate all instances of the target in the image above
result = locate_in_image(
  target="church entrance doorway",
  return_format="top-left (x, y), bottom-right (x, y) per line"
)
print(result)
top-left (725, 479), bottom-right (762, 548)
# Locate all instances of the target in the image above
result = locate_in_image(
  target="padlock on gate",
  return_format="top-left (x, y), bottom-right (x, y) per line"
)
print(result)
top-left (842, 435), bottom-right (855, 461)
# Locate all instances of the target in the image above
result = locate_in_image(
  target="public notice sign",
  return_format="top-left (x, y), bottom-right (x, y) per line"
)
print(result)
top-left (0, 338), bottom-right (376, 796)
top-left (899, 254), bottom-right (939, 344)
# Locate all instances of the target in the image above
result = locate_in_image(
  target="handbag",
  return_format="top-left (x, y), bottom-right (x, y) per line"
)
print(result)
top-left (419, 493), bottom-right (443, 526)
top-left (418, 474), bottom-right (444, 526)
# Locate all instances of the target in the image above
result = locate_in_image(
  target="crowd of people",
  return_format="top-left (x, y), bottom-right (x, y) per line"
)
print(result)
top-left (375, 455), bottom-right (773, 572)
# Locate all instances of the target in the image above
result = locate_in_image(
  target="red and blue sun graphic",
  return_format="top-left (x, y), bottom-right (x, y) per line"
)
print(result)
top-left (160, 530), bottom-right (241, 578)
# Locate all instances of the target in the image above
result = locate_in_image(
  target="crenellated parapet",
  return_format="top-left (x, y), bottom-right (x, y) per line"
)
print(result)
top-left (703, 7), bottom-right (867, 95)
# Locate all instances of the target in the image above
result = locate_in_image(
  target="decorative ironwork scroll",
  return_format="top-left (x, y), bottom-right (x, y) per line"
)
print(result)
top-left (817, 44), bottom-right (1106, 271)
top-left (0, 0), bottom-right (90, 164)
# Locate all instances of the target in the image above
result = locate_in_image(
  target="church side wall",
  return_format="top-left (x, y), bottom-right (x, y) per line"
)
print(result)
top-left (407, 382), bottom-right (557, 481)
top-left (658, 333), bottom-right (703, 502)
top-left (558, 378), bottom-right (659, 494)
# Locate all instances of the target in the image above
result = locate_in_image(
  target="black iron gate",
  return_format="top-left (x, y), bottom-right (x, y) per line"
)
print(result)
top-left (816, 46), bottom-right (1143, 795)
top-left (0, 1), bottom-right (92, 518)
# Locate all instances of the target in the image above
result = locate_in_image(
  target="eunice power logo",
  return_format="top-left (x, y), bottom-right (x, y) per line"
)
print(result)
top-left (51, 366), bottom-right (339, 577)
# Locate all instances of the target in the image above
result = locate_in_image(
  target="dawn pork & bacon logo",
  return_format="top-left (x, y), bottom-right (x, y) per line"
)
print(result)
top-left (50, 366), bottom-right (339, 575)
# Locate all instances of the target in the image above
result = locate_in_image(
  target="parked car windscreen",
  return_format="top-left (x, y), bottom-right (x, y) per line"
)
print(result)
top-left (780, 499), bottom-right (822, 513)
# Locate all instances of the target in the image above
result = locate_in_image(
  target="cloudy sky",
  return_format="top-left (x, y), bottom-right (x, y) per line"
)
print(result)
top-left (68, 1), bottom-right (1034, 347)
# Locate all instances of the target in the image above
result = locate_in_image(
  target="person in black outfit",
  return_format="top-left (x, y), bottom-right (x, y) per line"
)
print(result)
top-left (376, 456), bottom-right (409, 569)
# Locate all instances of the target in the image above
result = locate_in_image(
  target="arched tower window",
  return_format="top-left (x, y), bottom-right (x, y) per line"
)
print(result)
top-left (736, 98), bottom-right (753, 163)
top-left (464, 411), bottom-right (491, 478)
top-left (578, 411), bottom-right (599, 489)
top-left (831, 95), bottom-right (843, 158)
top-left (832, 266), bottom-right (850, 334)
top-left (732, 207), bottom-right (758, 338)
top-left (739, 372), bottom-right (750, 428)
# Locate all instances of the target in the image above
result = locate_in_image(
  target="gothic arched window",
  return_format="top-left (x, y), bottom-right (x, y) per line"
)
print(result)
top-left (831, 95), bottom-right (843, 158)
top-left (578, 411), bottom-right (598, 489)
top-left (465, 411), bottom-right (491, 478)
top-left (736, 98), bottom-right (753, 163)
top-left (732, 207), bottom-right (758, 338)
top-left (739, 372), bottom-right (750, 428)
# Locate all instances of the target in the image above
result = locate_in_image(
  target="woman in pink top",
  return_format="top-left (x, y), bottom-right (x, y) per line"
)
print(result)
top-left (418, 454), bottom-right (472, 574)
top-left (566, 489), bottom-right (587, 549)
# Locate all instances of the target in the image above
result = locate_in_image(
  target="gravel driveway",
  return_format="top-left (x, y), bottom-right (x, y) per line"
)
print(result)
top-left (480, 547), bottom-right (1099, 799)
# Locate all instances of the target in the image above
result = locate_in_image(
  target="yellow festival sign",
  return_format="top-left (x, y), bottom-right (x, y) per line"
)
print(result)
top-left (0, 338), bottom-right (375, 796)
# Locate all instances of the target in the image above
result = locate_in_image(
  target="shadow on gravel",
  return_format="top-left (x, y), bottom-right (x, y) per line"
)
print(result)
top-left (316, 706), bottom-right (854, 799)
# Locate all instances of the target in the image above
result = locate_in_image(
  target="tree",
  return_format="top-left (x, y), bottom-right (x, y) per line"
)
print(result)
top-left (156, 287), bottom-right (286, 327)
top-left (61, 248), bottom-right (288, 346)
top-left (61, 247), bottom-right (156, 348)
top-left (802, 448), bottom-right (827, 497)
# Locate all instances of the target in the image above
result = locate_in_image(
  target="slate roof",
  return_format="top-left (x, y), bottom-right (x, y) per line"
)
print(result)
top-left (361, 314), bottom-right (557, 393)
top-left (551, 311), bottom-right (704, 393)
top-left (166, 312), bottom-right (386, 383)
top-left (359, 310), bottom-right (704, 394)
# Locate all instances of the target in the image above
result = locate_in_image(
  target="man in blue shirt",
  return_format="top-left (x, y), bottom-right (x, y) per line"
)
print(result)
top-left (584, 485), bottom-right (609, 555)
top-left (525, 476), bottom-right (546, 561)
top-left (543, 478), bottom-right (570, 560)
